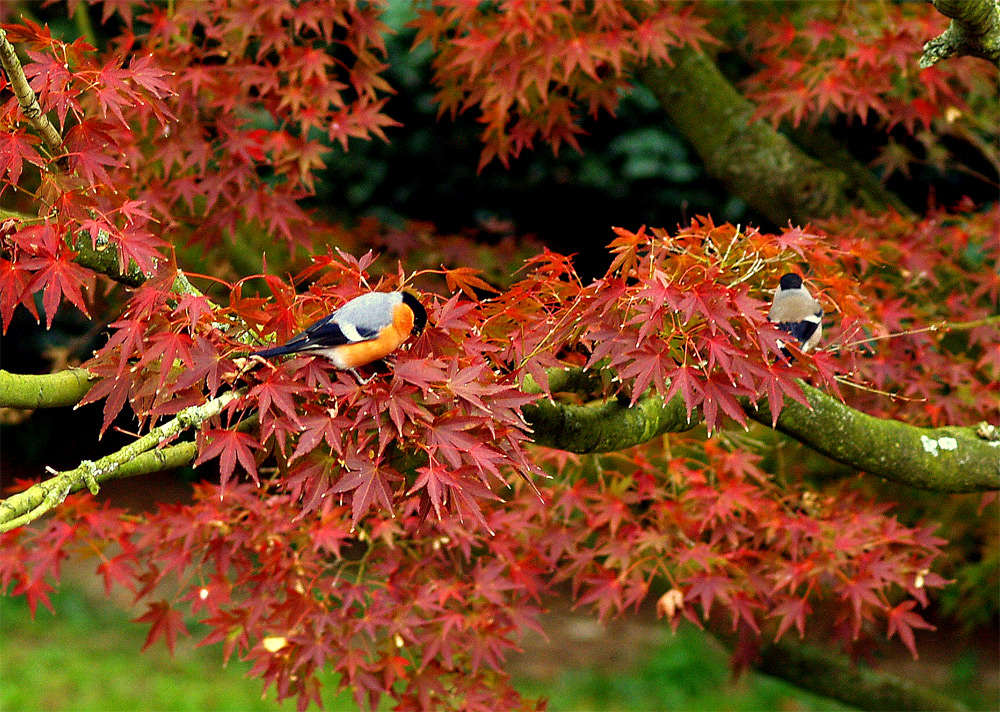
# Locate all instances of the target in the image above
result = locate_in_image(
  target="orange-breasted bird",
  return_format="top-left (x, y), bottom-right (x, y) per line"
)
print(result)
top-left (251, 291), bottom-right (427, 383)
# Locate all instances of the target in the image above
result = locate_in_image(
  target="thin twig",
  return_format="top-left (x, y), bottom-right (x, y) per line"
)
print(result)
top-left (836, 313), bottom-right (1000, 351)
top-left (833, 375), bottom-right (927, 402)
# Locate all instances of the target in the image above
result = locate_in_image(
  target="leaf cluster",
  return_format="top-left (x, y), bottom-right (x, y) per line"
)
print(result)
top-left (0, 3), bottom-right (997, 711)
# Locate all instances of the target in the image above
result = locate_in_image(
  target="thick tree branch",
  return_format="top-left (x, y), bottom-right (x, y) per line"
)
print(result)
top-left (634, 46), bottom-right (902, 226)
top-left (745, 383), bottom-right (1000, 493)
top-left (709, 626), bottom-right (969, 712)
top-left (71, 230), bottom-right (154, 287)
top-left (526, 368), bottom-right (1000, 493)
top-left (2, 194), bottom-right (155, 288)
top-left (0, 368), bottom-right (97, 408)
top-left (753, 637), bottom-right (968, 711)
top-left (922, 0), bottom-right (1000, 68)
top-left (0, 389), bottom-right (243, 533)
top-left (525, 389), bottom-right (699, 453)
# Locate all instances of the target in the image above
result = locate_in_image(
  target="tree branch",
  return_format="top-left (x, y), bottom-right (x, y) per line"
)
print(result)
top-left (745, 382), bottom-right (1000, 493)
top-left (0, 368), bottom-right (97, 408)
top-left (0, 27), bottom-right (63, 152)
top-left (526, 368), bottom-right (1000, 493)
top-left (0, 266), bottom-right (217, 412)
top-left (525, 388), bottom-right (699, 453)
top-left (710, 626), bottom-right (969, 712)
top-left (3, 194), bottom-right (157, 288)
top-left (0, 389), bottom-right (244, 533)
top-left (921, 0), bottom-right (1000, 68)
top-left (633, 46), bottom-right (903, 226)
top-left (70, 229), bottom-right (155, 287)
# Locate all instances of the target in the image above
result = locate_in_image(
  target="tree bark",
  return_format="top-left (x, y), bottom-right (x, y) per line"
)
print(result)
top-left (635, 47), bottom-right (907, 226)
top-left (922, 0), bottom-right (1000, 68)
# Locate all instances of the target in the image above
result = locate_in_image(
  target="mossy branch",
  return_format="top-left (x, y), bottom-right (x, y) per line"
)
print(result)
top-left (3, 192), bottom-right (156, 288)
top-left (70, 230), bottom-right (154, 287)
top-left (0, 26), bottom-right (63, 151)
top-left (0, 389), bottom-right (244, 533)
top-left (709, 626), bottom-right (969, 712)
top-left (744, 382), bottom-right (999, 493)
top-left (633, 47), bottom-right (902, 226)
top-left (0, 368), bottom-right (97, 408)
top-left (525, 388), bottom-right (700, 453)
top-left (921, 0), bottom-right (1000, 68)
top-left (525, 368), bottom-right (1000, 493)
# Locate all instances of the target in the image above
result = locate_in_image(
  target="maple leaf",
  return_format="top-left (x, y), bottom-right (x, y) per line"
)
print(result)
top-left (0, 129), bottom-right (43, 186)
top-left (408, 464), bottom-right (463, 521)
top-left (22, 248), bottom-right (94, 327)
top-left (331, 454), bottom-right (396, 528)
top-left (662, 365), bottom-right (705, 420)
top-left (127, 53), bottom-right (176, 98)
top-left (700, 373), bottom-right (749, 430)
top-left (0, 257), bottom-right (39, 329)
top-left (607, 225), bottom-right (648, 276)
top-left (444, 267), bottom-right (498, 299)
top-left (137, 330), bottom-right (194, 394)
top-left (685, 574), bottom-right (733, 620)
top-left (576, 571), bottom-right (625, 620)
top-left (96, 553), bottom-right (138, 596)
top-left (886, 600), bottom-right (935, 659)
top-left (770, 596), bottom-right (812, 641)
top-left (109, 221), bottom-right (168, 277)
top-left (63, 120), bottom-right (124, 186)
top-left (251, 375), bottom-right (308, 431)
top-left (11, 571), bottom-right (57, 617)
top-left (428, 417), bottom-right (483, 470)
top-left (196, 429), bottom-right (263, 488)
top-left (135, 599), bottom-right (188, 654)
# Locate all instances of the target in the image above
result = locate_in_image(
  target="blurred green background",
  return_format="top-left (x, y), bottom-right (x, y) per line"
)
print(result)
top-left (3, 570), bottom-right (996, 711)
top-left (0, 577), bottom-right (849, 712)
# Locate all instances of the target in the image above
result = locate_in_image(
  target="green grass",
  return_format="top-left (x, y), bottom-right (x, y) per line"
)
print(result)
top-left (0, 583), bottom-right (851, 712)
top-left (516, 623), bottom-right (852, 712)
top-left (0, 587), bottom-right (357, 712)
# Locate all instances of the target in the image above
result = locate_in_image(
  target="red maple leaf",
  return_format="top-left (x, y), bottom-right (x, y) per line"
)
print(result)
top-left (196, 429), bottom-right (263, 487)
top-left (886, 600), bottom-right (935, 659)
top-left (135, 599), bottom-right (188, 654)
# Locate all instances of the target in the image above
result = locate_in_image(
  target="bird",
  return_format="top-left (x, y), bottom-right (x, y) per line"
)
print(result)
top-left (768, 273), bottom-right (823, 358)
top-left (251, 290), bottom-right (427, 383)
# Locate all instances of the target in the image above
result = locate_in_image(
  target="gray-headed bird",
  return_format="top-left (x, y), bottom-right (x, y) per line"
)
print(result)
top-left (768, 273), bottom-right (823, 358)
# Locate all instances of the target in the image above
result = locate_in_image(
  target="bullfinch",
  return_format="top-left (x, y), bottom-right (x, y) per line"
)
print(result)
top-left (768, 273), bottom-right (823, 358)
top-left (252, 291), bottom-right (427, 382)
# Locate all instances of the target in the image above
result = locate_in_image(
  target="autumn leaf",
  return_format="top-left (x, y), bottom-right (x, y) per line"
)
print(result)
top-left (135, 600), bottom-right (188, 654)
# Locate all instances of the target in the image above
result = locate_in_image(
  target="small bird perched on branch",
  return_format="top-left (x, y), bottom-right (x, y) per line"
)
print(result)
top-left (251, 291), bottom-right (427, 383)
top-left (768, 273), bottom-right (823, 358)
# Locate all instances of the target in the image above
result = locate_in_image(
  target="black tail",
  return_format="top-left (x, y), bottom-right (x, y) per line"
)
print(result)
top-left (251, 344), bottom-right (296, 359)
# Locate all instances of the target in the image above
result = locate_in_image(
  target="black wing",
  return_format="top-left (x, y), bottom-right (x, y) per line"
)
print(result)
top-left (252, 313), bottom-right (379, 358)
top-left (776, 319), bottom-right (820, 345)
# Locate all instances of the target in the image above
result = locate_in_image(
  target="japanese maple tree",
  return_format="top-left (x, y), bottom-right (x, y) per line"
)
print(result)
top-left (1, 1), bottom-right (997, 711)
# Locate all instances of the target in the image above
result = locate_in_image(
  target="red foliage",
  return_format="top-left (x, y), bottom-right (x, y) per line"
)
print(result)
top-left (0, 2), bottom-right (996, 710)
top-left (742, 3), bottom-right (998, 180)
top-left (411, 0), bottom-right (716, 169)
